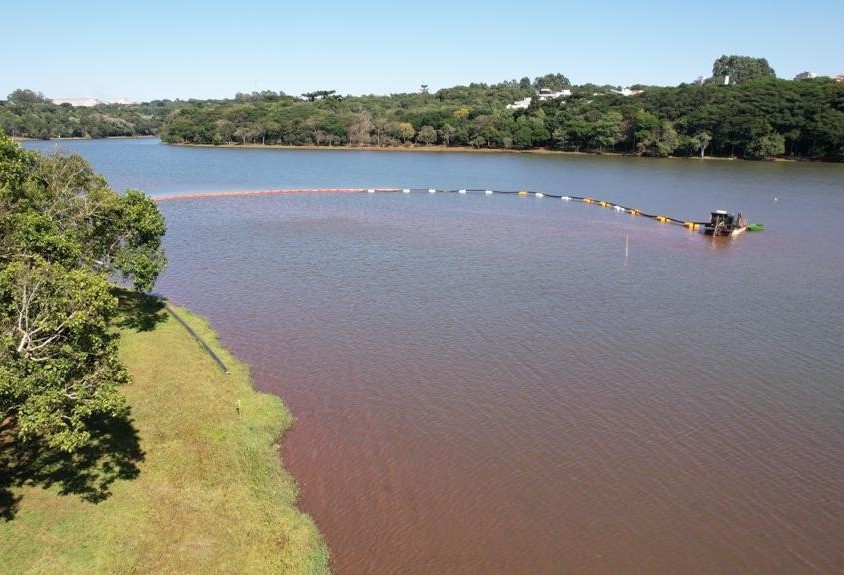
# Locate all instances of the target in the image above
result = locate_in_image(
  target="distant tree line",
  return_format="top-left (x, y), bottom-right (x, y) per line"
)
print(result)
top-left (160, 75), bottom-right (844, 161)
top-left (4, 57), bottom-right (844, 161)
top-left (0, 89), bottom-right (185, 139)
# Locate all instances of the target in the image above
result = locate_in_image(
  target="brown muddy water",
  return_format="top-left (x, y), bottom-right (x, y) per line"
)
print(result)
top-left (27, 140), bottom-right (844, 573)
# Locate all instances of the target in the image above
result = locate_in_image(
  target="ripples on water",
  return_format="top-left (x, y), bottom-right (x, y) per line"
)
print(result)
top-left (158, 192), bottom-right (843, 574)
top-left (26, 140), bottom-right (844, 573)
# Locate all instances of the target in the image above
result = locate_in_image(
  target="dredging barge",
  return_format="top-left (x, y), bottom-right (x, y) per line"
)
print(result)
top-left (704, 210), bottom-right (748, 237)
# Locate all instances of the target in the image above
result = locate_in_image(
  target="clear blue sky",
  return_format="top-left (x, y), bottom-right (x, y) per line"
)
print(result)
top-left (2, 0), bottom-right (842, 101)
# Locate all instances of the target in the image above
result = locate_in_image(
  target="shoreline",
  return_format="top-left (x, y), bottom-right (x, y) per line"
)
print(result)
top-left (12, 135), bottom-right (158, 142)
top-left (0, 291), bottom-right (329, 574)
top-left (16, 136), bottom-right (818, 162)
top-left (162, 141), bottom-right (817, 162)
top-left (165, 140), bottom-right (723, 159)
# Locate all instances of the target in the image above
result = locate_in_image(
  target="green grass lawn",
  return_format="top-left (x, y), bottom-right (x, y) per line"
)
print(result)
top-left (0, 292), bottom-right (329, 574)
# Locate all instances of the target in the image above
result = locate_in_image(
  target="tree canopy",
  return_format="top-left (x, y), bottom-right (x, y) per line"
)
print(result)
top-left (156, 76), bottom-right (844, 161)
top-left (0, 132), bottom-right (166, 451)
top-left (533, 73), bottom-right (572, 91)
top-left (3, 59), bottom-right (844, 162)
top-left (0, 93), bottom-right (186, 139)
top-left (711, 55), bottom-right (776, 85)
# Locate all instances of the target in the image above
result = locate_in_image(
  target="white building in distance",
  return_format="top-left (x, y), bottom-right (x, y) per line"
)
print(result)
top-left (506, 97), bottom-right (532, 110)
top-left (610, 87), bottom-right (644, 97)
top-left (507, 88), bottom-right (572, 109)
top-left (537, 88), bottom-right (572, 100)
top-left (51, 98), bottom-right (132, 107)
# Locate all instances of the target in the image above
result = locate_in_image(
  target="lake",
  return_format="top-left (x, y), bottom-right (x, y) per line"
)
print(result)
top-left (26, 139), bottom-right (844, 573)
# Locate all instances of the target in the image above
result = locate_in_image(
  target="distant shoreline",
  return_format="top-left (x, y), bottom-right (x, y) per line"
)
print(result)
top-left (13, 135), bottom-right (158, 142)
top-left (16, 136), bottom-right (810, 162)
top-left (165, 141), bottom-right (758, 161)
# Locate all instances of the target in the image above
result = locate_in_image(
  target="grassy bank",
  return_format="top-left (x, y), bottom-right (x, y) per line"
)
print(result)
top-left (0, 292), bottom-right (329, 574)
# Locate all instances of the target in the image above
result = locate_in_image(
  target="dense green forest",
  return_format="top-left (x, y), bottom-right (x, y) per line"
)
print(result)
top-left (0, 89), bottom-right (184, 139)
top-left (159, 75), bottom-right (844, 161)
top-left (4, 56), bottom-right (844, 160)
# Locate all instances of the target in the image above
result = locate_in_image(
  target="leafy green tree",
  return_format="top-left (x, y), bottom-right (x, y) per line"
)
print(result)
top-left (533, 73), bottom-right (571, 91)
top-left (7, 89), bottom-right (49, 104)
top-left (513, 117), bottom-right (535, 148)
top-left (346, 112), bottom-right (373, 146)
top-left (566, 119), bottom-right (592, 152)
top-left (417, 125), bottom-right (437, 145)
top-left (0, 258), bottom-right (128, 451)
top-left (654, 120), bottom-right (681, 156)
top-left (452, 107), bottom-right (470, 121)
top-left (439, 123), bottom-right (456, 146)
top-left (711, 55), bottom-right (776, 85)
top-left (592, 111), bottom-right (623, 151)
top-left (552, 127), bottom-right (569, 150)
top-left (397, 122), bottom-right (415, 143)
top-left (110, 191), bottom-right (168, 292)
top-left (2, 151), bottom-right (166, 291)
top-left (688, 131), bottom-right (712, 158)
top-left (633, 111), bottom-right (660, 152)
top-left (0, 132), bottom-right (167, 451)
top-left (804, 108), bottom-right (844, 159)
top-left (371, 117), bottom-right (390, 147)
top-left (745, 133), bottom-right (785, 159)
top-left (469, 135), bottom-right (486, 149)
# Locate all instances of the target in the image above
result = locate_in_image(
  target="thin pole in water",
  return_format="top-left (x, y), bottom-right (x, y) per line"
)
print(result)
top-left (625, 233), bottom-right (629, 258)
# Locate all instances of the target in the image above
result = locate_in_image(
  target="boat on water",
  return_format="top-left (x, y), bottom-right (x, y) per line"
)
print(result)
top-left (704, 210), bottom-right (747, 237)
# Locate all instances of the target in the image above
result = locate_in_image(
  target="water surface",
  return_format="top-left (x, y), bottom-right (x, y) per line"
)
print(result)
top-left (26, 139), bottom-right (844, 573)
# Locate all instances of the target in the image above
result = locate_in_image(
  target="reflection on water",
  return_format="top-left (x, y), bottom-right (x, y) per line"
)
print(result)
top-left (27, 140), bottom-right (844, 573)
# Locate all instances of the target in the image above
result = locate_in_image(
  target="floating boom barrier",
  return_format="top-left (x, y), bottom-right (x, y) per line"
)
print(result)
top-left (153, 187), bottom-right (763, 232)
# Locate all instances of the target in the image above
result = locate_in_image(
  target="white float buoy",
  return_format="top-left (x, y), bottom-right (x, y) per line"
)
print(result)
top-left (535, 193), bottom-right (544, 198)
top-left (367, 188), bottom-right (375, 194)
top-left (562, 196), bottom-right (571, 201)
top-left (485, 190), bottom-right (493, 195)
top-left (459, 189), bottom-right (467, 194)
top-left (402, 188), bottom-right (410, 193)
top-left (429, 188), bottom-right (437, 194)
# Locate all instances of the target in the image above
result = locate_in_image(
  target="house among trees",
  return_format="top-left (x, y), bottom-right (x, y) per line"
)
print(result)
top-left (507, 88), bottom-right (571, 109)
top-left (793, 71), bottom-right (817, 81)
top-left (610, 87), bottom-right (644, 97)
top-left (537, 88), bottom-right (572, 100)
top-left (506, 97), bottom-right (532, 110)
